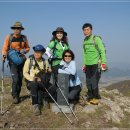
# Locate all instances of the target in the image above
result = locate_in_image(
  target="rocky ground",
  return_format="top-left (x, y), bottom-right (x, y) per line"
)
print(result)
top-left (0, 79), bottom-right (130, 129)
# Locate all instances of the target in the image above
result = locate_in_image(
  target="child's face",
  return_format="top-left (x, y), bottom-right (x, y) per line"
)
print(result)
top-left (83, 27), bottom-right (92, 37)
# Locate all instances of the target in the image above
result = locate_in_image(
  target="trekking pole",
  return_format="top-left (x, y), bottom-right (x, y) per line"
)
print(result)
top-left (44, 87), bottom-right (73, 124)
top-left (1, 60), bottom-right (5, 115)
top-left (55, 81), bottom-right (79, 122)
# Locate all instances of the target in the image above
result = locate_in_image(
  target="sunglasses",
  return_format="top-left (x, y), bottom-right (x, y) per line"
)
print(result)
top-left (64, 55), bottom-right (72, 57)
top-left (13, 27), bottom-right (21, 30)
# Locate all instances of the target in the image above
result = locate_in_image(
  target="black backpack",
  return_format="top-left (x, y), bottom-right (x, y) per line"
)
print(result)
top-left (8, 33), bottom-right (27, 49)
top-left (26, 55), bottom-right (51, 89)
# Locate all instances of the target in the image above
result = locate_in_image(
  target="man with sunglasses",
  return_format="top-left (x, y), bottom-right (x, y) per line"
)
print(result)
top-left (2, 22), bottom-right (30, 104)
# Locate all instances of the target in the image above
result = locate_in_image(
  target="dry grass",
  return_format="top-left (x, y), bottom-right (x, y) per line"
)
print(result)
top-left (1, 78), bottom-right (130, 129)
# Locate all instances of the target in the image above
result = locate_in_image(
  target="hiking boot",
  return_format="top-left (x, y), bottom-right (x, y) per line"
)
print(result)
top-left (79, 96), bottom-right (92, 106)
top-left (89, 98), bottom-right (99, 105)
top-left (79, 98), bottom-right (91, 106)
top-left (85, 95), bottom-right (94, 102)
top-left (96, 95), bottom-right (101, 99)
top-left (43, 100), bottom-right (50, 108)
top-left (33, 104), bottom-right (41, 116)
top-left (85, 100), bottom-right (91, 105)
top-left (13, 96), bottom-right (20, 104)
top-left (79, 99), bottom-right (85, 106)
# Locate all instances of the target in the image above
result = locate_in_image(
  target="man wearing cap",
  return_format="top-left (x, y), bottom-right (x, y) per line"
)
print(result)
top-left (2, 22), bottom-right (30, 104)
top-left (23, 44), bottom-right (51, 116)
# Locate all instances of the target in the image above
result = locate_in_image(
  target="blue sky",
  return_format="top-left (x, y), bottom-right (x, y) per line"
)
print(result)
top-left (0, 0), bottom-right (130, 69)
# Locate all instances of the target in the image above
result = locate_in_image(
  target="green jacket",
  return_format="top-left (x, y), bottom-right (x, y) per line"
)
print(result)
top-left (83, 35), bottom-right (107, 65)
top-left (48, 39), bottom-right (69, 66)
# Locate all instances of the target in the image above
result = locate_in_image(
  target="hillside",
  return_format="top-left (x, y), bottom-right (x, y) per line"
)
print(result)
top-left (0, 79), bottom-right (130, 129)
top-left (106, 80), bottom-right (130, 96)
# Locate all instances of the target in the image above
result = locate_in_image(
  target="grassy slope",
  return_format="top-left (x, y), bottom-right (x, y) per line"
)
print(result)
top-left (0, 78), bottom-right (130, 129)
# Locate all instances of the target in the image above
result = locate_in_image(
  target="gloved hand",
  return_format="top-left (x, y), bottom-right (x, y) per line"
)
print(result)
top-left (82, 65), bottom-right (86, 73)
top-left (70, 74), bottom-right (75, 81)
top-left (20, 49), bottom-right (26, 54)
top-left (48, 58), bottom-right (52, 64)
top-left (2, 55), bottom-right (6, 62)
top-left (59, 65), bottom-right (64, 69)
top-left (33, 77), bottom-right (41, 82)
top-left (101, 64), bottom-right (107, 71)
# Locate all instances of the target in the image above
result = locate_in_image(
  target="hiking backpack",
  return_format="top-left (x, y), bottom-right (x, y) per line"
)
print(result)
top-left (92, 35), bottom-right (106, 54)
top-left (28, 55), bottom-right (49, 72)
top-left (9, 33), bottom-right (27, 47)
top-left (92, 35), bottom-right (107, 71)
top-left (83, 35), bottom-right (107, 71)
top-left (7, 34), bottom-right (27, 65)
top-left (26, 55), bottom-right (51, 90)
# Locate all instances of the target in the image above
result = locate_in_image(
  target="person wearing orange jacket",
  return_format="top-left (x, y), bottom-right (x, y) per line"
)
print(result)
top-left (2, 22), bottom-right (30, 104)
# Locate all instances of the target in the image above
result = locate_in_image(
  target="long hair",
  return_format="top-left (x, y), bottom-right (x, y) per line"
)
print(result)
top-left (51, 35), bottom-right (68, 45)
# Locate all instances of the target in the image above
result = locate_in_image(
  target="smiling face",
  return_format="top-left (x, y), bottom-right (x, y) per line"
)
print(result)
top-left (34, 51), bottom-right (43, 60)
top-left (13, 28), bottom-right (22, 36)
top-left (56, 31), bottom-right (63, 41)
top-left (64, 52), bottom-right (72, 63)
top-left (83, 27), bottom-right (92, 37)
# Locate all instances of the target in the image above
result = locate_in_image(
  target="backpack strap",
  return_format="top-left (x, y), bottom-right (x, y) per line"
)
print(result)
top-left (28, 55), bottom-right (49, 73)
top-left (9, 33), bottom-right (14, 43)
top-left (34, 58), bottom-right (43, 71)
top-left (29, 55), bottom-right (34, 72)
top-left (49, 40), bottom-right (60, 66)
top-left (92, 35), bottom-right (101, 53)
top-left (21, 35), bottom-right (27, 48)
top-left (8, 33), bottom-right (27, 49)
top-left (8, 33), bottom-right (14, 49)
top-left (42, 57), bottom-right (46, 71)
top-left (83, 38), bottom-right (86, 52)
top-left (92, 35), bottom-right (106, 53)
top-left (45, 60), bottom-right (49, 70)
top-left (93, 36), bottom-right (106, 68)
top-left (52, 40), bottom-right (58, 57)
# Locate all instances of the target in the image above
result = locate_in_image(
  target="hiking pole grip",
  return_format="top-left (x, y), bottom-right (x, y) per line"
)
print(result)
top-left (44, 87), bottom-right (73, 124)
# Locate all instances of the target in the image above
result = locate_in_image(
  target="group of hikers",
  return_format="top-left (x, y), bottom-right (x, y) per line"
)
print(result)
top-left (1, 22), bottom-right (107, 116)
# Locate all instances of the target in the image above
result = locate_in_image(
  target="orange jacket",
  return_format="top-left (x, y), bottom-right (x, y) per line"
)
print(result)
top-left (2, 34), bottom-right (30, 56)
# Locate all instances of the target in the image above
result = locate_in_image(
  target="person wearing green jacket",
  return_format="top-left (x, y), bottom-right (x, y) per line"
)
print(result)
top-left (45, 27), bottom-right (70, 81)
top-left (82, 23), bottom-right (107, 105)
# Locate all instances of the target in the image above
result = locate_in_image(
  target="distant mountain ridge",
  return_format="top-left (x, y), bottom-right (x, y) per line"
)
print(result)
top-left (0, 63), bottom-right (130, 87)
top-left (77, 68), bottom-right (130, 87)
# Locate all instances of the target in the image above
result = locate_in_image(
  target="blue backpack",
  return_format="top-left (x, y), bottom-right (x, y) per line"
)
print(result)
top-left (7, 49), bottom-right (25, 65)
top-left (7, 34), bottom-right (26, 65)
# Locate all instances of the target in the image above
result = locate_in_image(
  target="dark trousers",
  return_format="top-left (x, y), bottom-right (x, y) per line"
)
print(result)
top-left (9, 62), bottom-right (24, 98)
top-left (68, 85), bottom-right (81, 102)
top-left (29, 82), bottom-right (45, 105)
top-left (52, 64), bottom-right (60, 83)
top-left (85, 64), bottom-right (101, 99)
